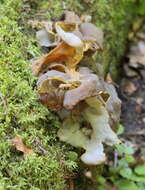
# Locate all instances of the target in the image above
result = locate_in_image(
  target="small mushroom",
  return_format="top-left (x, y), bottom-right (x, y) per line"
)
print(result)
top-left (37, 70), bottom-right (70, 111)
top-left (55, 22), bottom-right (83, 47)
top-left (63, 72), bottom-right (105, 110)
top-left (32, 13), bottom-right (121, 166)
top-left (64, 11), bottom-right (81, 24)
top-left (103, 83), bottom-right (121, 128)
top-left (36, 21), bottom-right (59, 47)
top-left (58, 96), bottom-right (120, 165)
top-left (80, 23), bottom-right (104, 50)
top-left (36, 29), bottom-right (58, 47)
top-left (81, 97), bottom-right (120, 165)
top-left (46, 63), bottom-right (67, 73)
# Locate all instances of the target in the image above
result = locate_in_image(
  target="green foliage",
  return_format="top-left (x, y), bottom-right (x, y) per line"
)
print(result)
top-left (115, 180), bottom-right (139, 190)
top-left (96, 185), bottom-right (107, 190)
top-left (0, 153), bottom-right (66, 190)
top-left (116, 124), bottom-right (125, 135)
top-left (67, 151), bottom-right (78, 162)
top-left (96, 144), bottom-right (145, 190)
top-left (115, 143), bottom-right (134, 155)
top-left (97, 176), bottom-right (106, 185)
top-left (119, 167), bottom-right (145, 183)
top-left (135, 165), bottom-right (145, 176)
top-left (137, 0), bottom-right (145, 15)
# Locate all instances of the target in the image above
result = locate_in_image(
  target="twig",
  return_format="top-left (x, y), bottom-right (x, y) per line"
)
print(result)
top-left (34, 138), bottom-right (48, 155)
top-left (69, 179), bottom-right (74, 190)
top-left (124, 130), bottom-right (145, 136)
top-left (114, 150), bottom-right (118, 168)
top-left (37, 145), bottom-right (48, 155)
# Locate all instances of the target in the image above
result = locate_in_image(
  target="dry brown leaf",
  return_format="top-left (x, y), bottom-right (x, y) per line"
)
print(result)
top-left (135, 104), bottom-right (142, 113)
top-left (123, 82), bottom-right (137, 95)
top-left (128, 41), bottom-right (145, 67)
top-left (123, 64), bottom-right (138, 77)
top-left (11, 136), bottom-right (34, 155)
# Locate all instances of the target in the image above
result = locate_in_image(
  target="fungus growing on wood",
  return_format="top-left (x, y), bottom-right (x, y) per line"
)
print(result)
top-left (31, 12), bottom-right (121, 165)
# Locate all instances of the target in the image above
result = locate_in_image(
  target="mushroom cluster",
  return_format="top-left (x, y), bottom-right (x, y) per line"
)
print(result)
top-left (31, 11), bottom-right (121, 165)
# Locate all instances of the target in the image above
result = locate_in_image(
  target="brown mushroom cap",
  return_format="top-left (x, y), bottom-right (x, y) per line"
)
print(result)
top-left (31, 41), bottom-right (84, 77)
top-left (37, 70), bottom-right (70, 111)
top-left (80, 23), bottom-right (103, 50)
top-left (64, 11), bottom-right (81, 24)
top-left (37, 70), bottom-right (70, 88)
top-left (63, 73), bottom-right (105, 110)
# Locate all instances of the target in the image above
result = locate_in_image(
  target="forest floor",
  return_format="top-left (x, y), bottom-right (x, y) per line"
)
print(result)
top-left (119, 27), bottom-right (145, 159)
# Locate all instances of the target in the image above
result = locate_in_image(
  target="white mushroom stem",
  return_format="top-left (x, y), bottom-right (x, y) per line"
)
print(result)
top-left (81, 140), bottom-right (106, 165)
top-left (57, 97), bottom-right (120, 165)
top-left (57, 116), bottom-right (89, 149)
top-left (81, 97), bottom-right (120, 165)
top-left (85, 97), bottom-right (120, 146)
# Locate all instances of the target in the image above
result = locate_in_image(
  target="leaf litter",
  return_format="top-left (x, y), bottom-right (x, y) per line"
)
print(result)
top-left (119, 20), bottom-right (145, 161)
top-left (11, 136), bottom-right (34, 155)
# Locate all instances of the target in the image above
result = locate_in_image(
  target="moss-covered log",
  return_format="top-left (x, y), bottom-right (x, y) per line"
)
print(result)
top-left (0, 0), bottom-right (137, 189)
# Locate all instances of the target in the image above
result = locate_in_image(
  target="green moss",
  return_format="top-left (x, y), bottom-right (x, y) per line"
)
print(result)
top-left (0, 0), bottom-right (78, 189)
top-left (0, 0), bottom-right (137, 189)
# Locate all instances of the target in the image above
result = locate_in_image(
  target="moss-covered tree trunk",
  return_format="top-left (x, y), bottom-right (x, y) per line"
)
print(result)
top-left (0, 0), bottom-right (137, 189)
